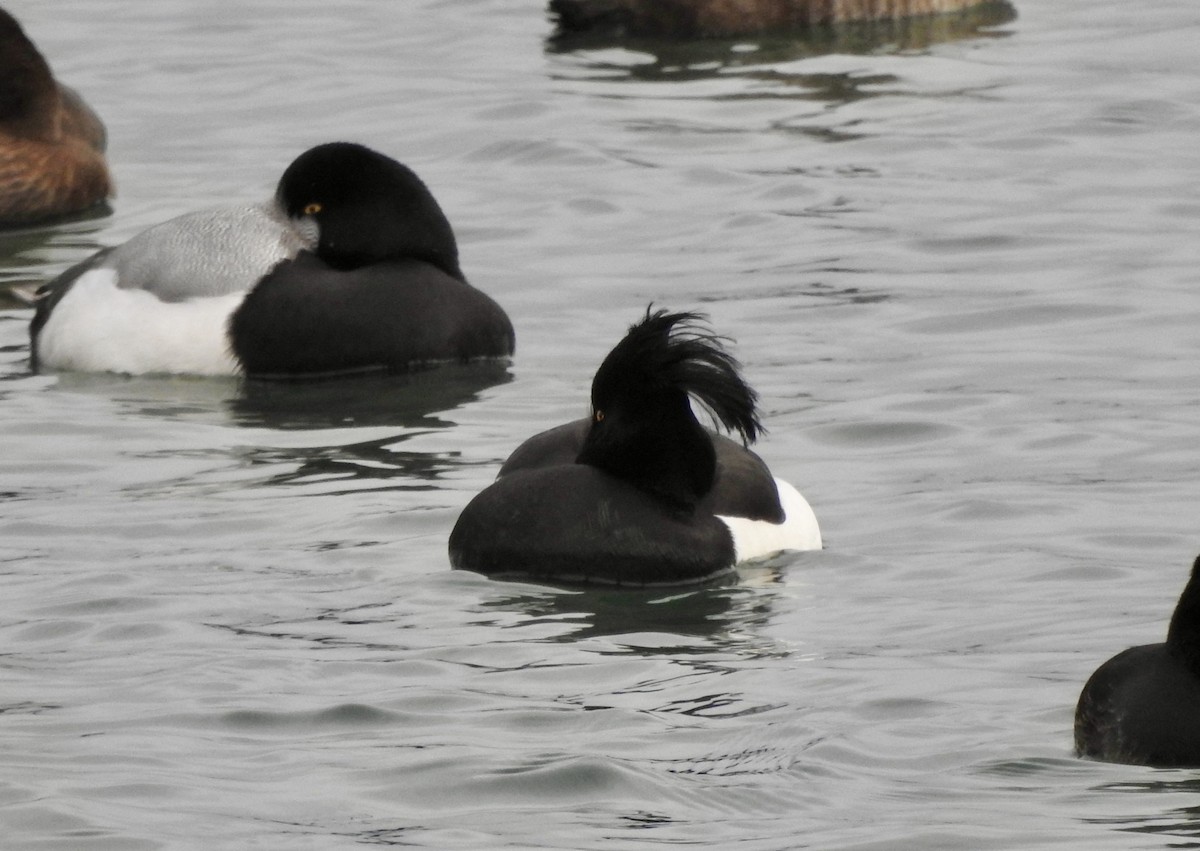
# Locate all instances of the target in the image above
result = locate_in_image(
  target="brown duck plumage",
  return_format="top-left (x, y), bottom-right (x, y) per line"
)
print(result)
top-left (0, 8), bottom-right (112, 228)
top-left (551, 0), bottom-right (1005, 38)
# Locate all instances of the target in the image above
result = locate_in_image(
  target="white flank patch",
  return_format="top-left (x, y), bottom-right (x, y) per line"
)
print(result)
top-left (717, 477), bottom-right (822, 564)
top-left (36, 269), bottom-right (243, 376)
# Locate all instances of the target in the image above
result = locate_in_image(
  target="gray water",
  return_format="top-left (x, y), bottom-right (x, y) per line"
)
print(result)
top-left (3, 1), bottom-right (1200, 848)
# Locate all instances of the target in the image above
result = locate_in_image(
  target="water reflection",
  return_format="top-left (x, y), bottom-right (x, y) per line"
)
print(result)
top-left (1088, 777), bottom-right (1200, 848)
top-left (0, 214), bottom-right (112, 308)
top-left (37, 361), bottom-right (510, 431)
top-left (477, 555), bottom-right (797, 651)
top-left (230, 362), bottom-right (512, 431)
top-left (698, 280), bottom-right (890, 308)
top-left (551, 49), bottom-right (904, 106)
top-left (237, 432), bottom-right (462, 492)
top-left (547, 2), bottom-right (1017, 82)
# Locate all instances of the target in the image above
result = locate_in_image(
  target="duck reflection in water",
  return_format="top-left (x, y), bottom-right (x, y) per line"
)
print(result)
top-left (547, 0), bottom-right (1016, 76)
top-left (474, 553), bottom-right (797, 646)
top-left (39, 360), bottom-right (510, 432)
top-left (231, 362), bottom-right (512, 431)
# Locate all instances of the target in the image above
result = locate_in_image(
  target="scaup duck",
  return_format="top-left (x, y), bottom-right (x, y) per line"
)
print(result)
top-left (550, 0), bottom-right (1001, 39)
top-left (29, 142), bottom-right (515, 377)
top-left (1075, 554), bottom-right (1200, 767)
top-left (449, 309), bottom-right (821, 586)
top-left (0, 8), bottom-right (112, 227)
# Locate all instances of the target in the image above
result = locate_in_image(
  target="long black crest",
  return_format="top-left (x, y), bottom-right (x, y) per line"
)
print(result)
top-left (594, 307), bottom-right (764, 445)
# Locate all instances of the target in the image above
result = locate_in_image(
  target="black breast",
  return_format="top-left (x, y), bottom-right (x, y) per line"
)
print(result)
top-left (449, 464), bottom-right (737, 587)
top-left (229, 252), bottom-right (514, 377)
top-left (1075, 642), bottom-right (1200, 767)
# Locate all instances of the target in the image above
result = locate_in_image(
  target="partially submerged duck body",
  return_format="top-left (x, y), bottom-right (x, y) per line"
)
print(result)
top-left (0, 8), bottom-right (112, 227)
top-left (1075, 555), bottom-right (1200, 767)
top-left (30, 142), bottom-right (514, 378)
top-left (450, 309), bottom-right (820, 587)
top-left (551, 0), bottom-right (1009, 39)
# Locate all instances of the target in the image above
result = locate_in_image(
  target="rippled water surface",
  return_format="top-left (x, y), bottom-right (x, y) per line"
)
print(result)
top-left (3, 1), bottom-right (1200, 848)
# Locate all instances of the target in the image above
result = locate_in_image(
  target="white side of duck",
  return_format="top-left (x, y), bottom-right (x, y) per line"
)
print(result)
top-left (718, 477), bottom-right (822, 562)
top-left (35, 268), bottom-right (244, 375)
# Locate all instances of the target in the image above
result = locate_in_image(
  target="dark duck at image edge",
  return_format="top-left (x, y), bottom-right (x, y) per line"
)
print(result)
top-left (0, 6), bottom-right (112, 227)
top-left (449, 309), bottom-right (822, 587)
top-left (549, 0), bottom-right (1010, 39)
top-left (29, 142), bottom-right (514, 378)
top-left (1075, 554), bottom-right (1200, 767)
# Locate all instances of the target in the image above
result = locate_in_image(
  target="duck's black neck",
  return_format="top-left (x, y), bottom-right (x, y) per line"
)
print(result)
top-left (1167, 555), bottom-right (1200, 675)
top-left (577, 390), bottom-right (715, 512)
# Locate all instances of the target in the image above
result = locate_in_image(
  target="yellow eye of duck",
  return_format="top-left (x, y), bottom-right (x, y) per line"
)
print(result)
top-left (303, 202), bottom-right (322, 215)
